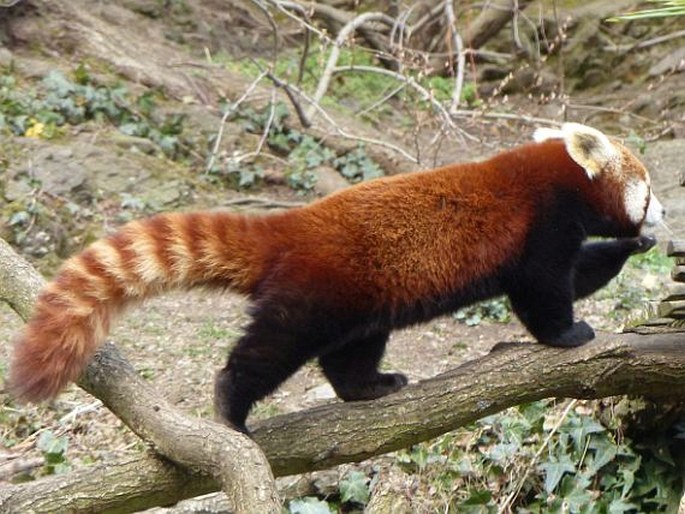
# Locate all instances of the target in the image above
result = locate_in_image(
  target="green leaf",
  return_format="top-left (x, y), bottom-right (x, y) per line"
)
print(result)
top-left (42, 70), bottom-right (75, 98)
top-left (608, 498), bottom-right (638, 514)
top-left (539, 455), bottom-right (576, 493)
top-left (288, 497), bottom-right (333, 514)
top-left (458, 489), bottom-right (494, 514)
top-left (486, 443), bottom-right (520, 464)
top-left (9, 211), bottom-right (30, 226)
top-left (559, 474), bottom-right (593, 510)
top-left (563, 415), bottom-right (605, 454)
top-left (586, 434), bottom-right (618, 476)
top-left (37, 430), bottom-right (68, 459)
top-left (339, 470), bottom-right (370, 505)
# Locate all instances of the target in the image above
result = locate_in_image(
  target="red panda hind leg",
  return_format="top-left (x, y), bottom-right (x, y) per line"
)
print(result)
top-left (214, 297), bottom-right (408, 432)
top-left (214, 328), bottom-right (315, 434)
top-left (319, 331), bottom-right (408, 401)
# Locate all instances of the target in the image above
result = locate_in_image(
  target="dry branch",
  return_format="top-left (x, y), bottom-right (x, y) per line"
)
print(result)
top-left (1, 236), bottom-right (685, 512)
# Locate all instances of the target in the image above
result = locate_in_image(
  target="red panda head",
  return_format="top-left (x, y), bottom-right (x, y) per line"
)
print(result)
top-left (534, 122), bottom-right (664, 233)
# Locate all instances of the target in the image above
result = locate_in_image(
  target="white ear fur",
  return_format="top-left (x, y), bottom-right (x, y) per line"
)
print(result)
top-left (533, 126), bottom-right (564, 142)
top-left (533, 122), bottom-right (619, 179)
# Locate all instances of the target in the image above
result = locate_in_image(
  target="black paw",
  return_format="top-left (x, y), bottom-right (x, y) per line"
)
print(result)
top-left (335, 372), bottom-right (408, 401)
top-left (380, 372), bottom-right (409, 391)
top-left (544, 321), bottom-right (595, 348)
top-left (215, 414), bottom-right (251, 437)
top-left (631, 235), bottom-right (657, 255)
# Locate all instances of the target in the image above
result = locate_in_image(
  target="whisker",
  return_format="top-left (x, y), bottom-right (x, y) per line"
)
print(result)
top-left (659, 220), bottom-right (675, 236)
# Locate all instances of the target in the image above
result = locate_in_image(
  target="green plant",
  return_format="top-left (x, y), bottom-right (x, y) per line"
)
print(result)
top-left (226, 102), bottom-right (384, 191)
top-left (454, 297), bottom-right (511, 326)
top-left (0, 68), bottom-right (187, 158)
top-left (333, 145), bottom-right (383, 182)
top-left (610, 0), bottom-right (685, 21)
top-left (37, 430), bottom-right (70, 475)
top-left (626, 130), bottom-right (647, 155)
top-left (288, 497), bottom-right (334, 514)
top-left (286, 470), bottom-right (373, 513)
top-left (339, 470), bottom-right (372, 506)
top-left (394, 400), bottom-right (682, 512)
top-left (286, 135), bottom-right (333, 191)
top-left (425, 76), bottom-right (480, 107)
top-left (628, 245), bottom-right (672, 274)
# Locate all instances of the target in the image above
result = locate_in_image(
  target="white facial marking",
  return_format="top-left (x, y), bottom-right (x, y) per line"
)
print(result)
top-left (624, 180), bottom-right (650, 224)
top-left (645, 191), bottom-right (664, 226)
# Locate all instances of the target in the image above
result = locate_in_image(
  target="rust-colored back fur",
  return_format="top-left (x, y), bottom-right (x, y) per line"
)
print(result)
top-left (8, 139), bottom-right (641, 402)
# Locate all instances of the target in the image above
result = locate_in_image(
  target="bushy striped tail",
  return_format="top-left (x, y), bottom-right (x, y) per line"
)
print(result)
top-left (8, 211), bottom-right (256, 402)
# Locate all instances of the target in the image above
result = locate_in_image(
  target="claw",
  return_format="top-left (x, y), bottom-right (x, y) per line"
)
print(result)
top-left (633, 235), bottom-right (656, 255)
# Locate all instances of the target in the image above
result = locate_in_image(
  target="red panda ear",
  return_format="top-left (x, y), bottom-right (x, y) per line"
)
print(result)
top-left (534, 122), bottom-right (619, 180)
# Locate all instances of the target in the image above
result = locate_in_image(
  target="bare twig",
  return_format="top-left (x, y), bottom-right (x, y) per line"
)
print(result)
top-left (451, 109), bottom-right (562, 127)
top-left (604, 29), bottom-right (685, 53)
top-left (498, 399), bottom-right (578, 513)
top-left (259, 76), bottom-right (420, 162)
top-left (222, 197), bottom-right (305, 210)
top-left (331, 64), bottom-right (478, 143)
top-left (250, 0), bottom-right (280, 64)
top-left (263, 69), bottom-right (311, 128)
top-left (444, 0), bottom-right (466, 114)
top-left (0, 457), bottom-right (44, 481)
top-left (307, 11), bottom-right (392, 120)
top-left (205, 70), bottom-right (268, 174)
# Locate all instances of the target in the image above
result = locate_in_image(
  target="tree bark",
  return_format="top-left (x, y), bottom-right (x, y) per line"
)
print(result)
top-left (463, 0), bottom-right (533, 50)
top-left (2, 237), bottom-right (685, 512)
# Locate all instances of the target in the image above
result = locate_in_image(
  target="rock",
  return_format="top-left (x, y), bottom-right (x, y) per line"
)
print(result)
top-left (649, 47), bottom-right (685, 77)
top-left (313, 165), bottom-right (350, 196)
top-left (0, 46), bottom-right (13, 67)
top-left (305, 383), bottom-right (336, 402)
top-left (111, 132), bottom-right (159, 155)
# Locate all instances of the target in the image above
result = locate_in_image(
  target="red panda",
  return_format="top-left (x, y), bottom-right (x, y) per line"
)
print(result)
top-left (8, 123), bottom-right (665, 433)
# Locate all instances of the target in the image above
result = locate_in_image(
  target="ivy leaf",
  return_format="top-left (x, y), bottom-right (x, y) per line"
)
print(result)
top-left (458, 489), bottom-right (494, 514)
top-left (288, 497), bottom-right (333, 514)
top-left (339, 470), bottom-right (370, 505)
top-left (559, 474), bottom-right (592, 510)
top-left (609, 498), bottom-right (639, 514)
top-left (565, 416), bottom-right (605, 453)
top-left (539, 455), bottom-right (576, 493)
top-left (586, 434), bottom-right (618, 476)
top-left (37, 430), bottom-right (68, 458)
top-left (42, 70), bottom-right (75, 98)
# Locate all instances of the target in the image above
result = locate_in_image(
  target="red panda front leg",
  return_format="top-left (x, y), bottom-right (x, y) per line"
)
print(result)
top-left (507, 278), bottom-right (595, 348)
top-left (319, 331), bottom-right (408, 401)
top-left (504, 221), bottom-right (594, 348)
top-left (573, 235), bottom-right (656, 300)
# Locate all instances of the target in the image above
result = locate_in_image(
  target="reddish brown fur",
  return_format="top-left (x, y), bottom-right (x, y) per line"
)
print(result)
top-left (8, 139), bottom-right (645, 403)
